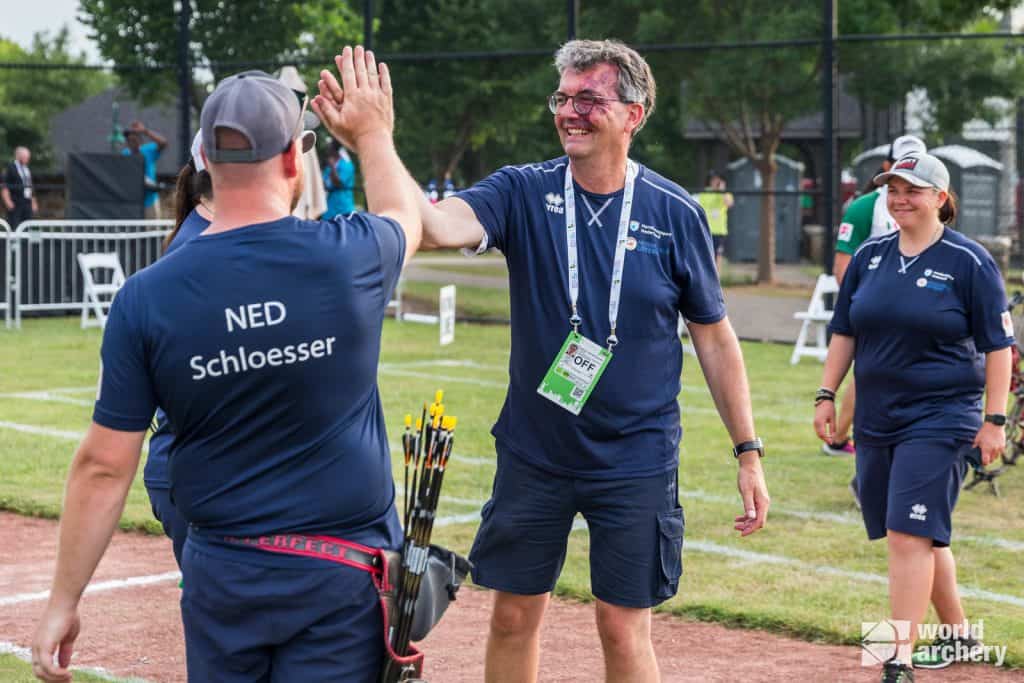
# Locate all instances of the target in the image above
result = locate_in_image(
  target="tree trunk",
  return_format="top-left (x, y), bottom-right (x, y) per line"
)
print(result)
top-left (756, 158), bottom-right (777, 284)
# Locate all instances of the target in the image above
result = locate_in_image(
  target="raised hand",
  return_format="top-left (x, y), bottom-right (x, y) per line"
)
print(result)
top-left (313, 45), bottom-right (394, 153)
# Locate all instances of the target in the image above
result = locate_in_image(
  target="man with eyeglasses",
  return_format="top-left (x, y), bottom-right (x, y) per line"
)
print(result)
top-left (32, 56), bottom-right (422, 682)
top-left (413, 39), bottom-right (770, 681)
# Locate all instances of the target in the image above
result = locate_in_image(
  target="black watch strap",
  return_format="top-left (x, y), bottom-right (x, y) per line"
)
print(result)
top-left (733, 437), bottom-right (764, 459)
top-left (984, 413), bottom-right (1007, 426)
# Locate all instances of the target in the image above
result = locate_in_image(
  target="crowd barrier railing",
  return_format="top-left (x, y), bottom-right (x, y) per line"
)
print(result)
top-left (10, 220), bottom-right (172, 329)
top-left (1, 219), bottom-right (11, 329)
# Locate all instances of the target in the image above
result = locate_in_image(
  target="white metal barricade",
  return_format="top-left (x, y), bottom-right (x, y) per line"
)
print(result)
top-left (1, 219), bottom-right (11, 329)
top-left (12, 220), bottom-right (172, 328)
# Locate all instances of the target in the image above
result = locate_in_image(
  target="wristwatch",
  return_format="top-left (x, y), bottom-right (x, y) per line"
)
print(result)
top-left (733, 437), bottom-right (765, 459)
top-left (984, 413), bottom-right (1007, 426)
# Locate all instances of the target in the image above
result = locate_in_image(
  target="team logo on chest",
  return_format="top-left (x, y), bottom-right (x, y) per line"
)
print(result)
top-left (868, 255), bottom-right (882, 270)
top-left (544, 192), bottom-right (565, 214)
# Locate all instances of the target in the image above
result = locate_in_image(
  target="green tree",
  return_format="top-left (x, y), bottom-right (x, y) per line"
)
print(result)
top-left (0, 29), bottom-right (112, 169)
top-left (374, 0), bottom-right (558, 185)
top-left (78, 0), bottom-right (353, 104)
top-left (840, 1), bottom-right (1022, 142)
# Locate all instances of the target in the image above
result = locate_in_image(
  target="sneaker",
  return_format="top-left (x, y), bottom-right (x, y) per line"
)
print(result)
top-left (881, 659), bottom-right (915, 682)
top-left (849, 475), bottom-right (862, 510)
top-left (911, 636), bottom-right (983, 670)
top-left (821, 439), bottom-right (855, 456)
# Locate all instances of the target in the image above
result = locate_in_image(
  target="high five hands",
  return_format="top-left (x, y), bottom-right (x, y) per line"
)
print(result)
top-left (313, 46), bottom-right (394, 153)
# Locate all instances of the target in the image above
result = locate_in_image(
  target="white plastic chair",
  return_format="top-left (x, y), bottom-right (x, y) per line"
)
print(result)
top-left (77, 252), bottom-right (126, 329)
top-left (790, 273), bottom-right (839, 364)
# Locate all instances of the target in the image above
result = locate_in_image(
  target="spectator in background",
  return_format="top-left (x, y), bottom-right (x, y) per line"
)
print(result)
top-left (695, 169), bottom-right (733, 272)
top-left (2, 146), bottom-right (38, 228)
top-left (323, 141), bottom-right (356, 218)
top-left (442, 173), bottom-right (456, 199)
top-left (121, 120), bottom-right (168, 219)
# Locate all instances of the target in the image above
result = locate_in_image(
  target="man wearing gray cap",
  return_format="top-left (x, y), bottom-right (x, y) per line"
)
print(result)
top-left (31, 49), bottom-right (421, 682)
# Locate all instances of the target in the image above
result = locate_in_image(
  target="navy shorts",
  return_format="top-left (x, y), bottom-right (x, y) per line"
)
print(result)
top-left (181, 540), bottom-right (384, 682)
top-left (855, 437), bottom-right (970, 547)
top-left (146, 484), bottom-right (189, 568)
top-left (711, 234), bottom-right (726, 256)
top-left (469, 447), bottom-right (685, 608)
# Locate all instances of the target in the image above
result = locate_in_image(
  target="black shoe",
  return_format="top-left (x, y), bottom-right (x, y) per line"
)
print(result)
top-left (881, 660), bottom-right (914, 682)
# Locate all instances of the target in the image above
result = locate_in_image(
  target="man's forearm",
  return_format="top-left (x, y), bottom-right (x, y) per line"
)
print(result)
top-left (48, 455), bottom-right (137, 610)
top-left (353, 131), bottom-right (422, 249)
top-left (689, 318), bottom-right (756, 444)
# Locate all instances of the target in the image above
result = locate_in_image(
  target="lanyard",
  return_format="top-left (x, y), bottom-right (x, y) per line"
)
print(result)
top-left (564, 159), bottom-right (637, 349)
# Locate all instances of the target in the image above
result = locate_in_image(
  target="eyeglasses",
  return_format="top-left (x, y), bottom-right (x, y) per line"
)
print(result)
top-left (548, 91), bottom-right (625, 116)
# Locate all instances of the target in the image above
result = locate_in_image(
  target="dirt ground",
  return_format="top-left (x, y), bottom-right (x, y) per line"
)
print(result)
top-left (0, 512), bottom-right (1016, 682)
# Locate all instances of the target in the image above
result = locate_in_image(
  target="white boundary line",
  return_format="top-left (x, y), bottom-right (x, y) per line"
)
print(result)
top-left (0, 391), bottom-right (94, 407)
top-left (0, 571), bottom-right (181, 607)
top-left (1, 511), bottom-right (1021, 622)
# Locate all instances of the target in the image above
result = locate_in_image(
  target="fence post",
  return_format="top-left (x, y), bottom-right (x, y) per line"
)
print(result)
top-left (821, 0), bottom-right (837, 277)
top-left (178, 0), bottom-right (193, 168)
top-left (364, 0), bottom-right (374, 51)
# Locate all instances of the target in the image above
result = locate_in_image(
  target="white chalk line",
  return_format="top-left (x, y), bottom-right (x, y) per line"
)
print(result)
top-left (1, 420), bottom-right (1019, 555)
top-left (0, 641), bottom-right (152, 682)
top-left (0, 571), bottom-right (182, 608)
top-left (0, 391), bottom-right (94, 407)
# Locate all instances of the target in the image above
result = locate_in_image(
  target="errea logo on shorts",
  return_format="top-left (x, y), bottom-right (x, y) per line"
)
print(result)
top-left (909, 504), bottom-right (928, 521)
top-left (545, 192), bottom-right (565, 214)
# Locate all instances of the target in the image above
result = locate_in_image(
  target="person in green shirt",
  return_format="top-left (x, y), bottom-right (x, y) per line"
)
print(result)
top-left (826, 135), bottom-right (927, 503)
top-left (696, 170), bottom-right (734, 272)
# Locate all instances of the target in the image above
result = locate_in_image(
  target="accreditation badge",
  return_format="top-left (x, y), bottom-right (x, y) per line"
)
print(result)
top-left (536, 331), bottom-right (611, 415)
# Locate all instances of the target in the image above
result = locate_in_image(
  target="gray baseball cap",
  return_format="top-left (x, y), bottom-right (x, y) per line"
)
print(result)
top-left (201, 70), bottom-right (316, 164)
top-left (887, 134), bottom-right (926, 162)
top-left (873, 152), bottom-right (950, 192)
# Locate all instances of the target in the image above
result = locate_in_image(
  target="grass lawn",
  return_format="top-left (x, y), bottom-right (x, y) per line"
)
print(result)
top-left (2, 317), bottom-right (1023, 666)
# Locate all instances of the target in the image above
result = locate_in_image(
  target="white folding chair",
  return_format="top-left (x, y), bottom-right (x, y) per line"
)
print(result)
top-left (790, 273), bottom-right (839, 365)
top-left (78, 252), bottom-right (126, 329)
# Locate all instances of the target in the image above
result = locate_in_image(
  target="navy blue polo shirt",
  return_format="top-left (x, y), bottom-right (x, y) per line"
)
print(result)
top-left (829, 228), bottom-right (1013, 445)
top-left (458, 157), bottom-right (725, 479)
top-left (94, 214), bottom-right (405, 557)
top-left (144, 207), bottom-right (211, 490)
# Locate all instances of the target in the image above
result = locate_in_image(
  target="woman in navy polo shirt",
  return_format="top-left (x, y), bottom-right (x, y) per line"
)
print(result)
top-left (814, 152), bottom-right (1012, 681)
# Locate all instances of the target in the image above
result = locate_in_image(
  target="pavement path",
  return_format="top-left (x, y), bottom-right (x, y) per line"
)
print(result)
top-left (406, 257), bottom-right (818, 344)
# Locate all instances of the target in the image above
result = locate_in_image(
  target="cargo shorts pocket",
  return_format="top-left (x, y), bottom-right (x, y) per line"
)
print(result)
top-left (656, 508), bottom-right (685, 599)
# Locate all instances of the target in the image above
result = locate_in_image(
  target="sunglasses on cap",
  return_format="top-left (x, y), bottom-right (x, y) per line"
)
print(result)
top-left (286, 90), bottom-right (316, 155)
